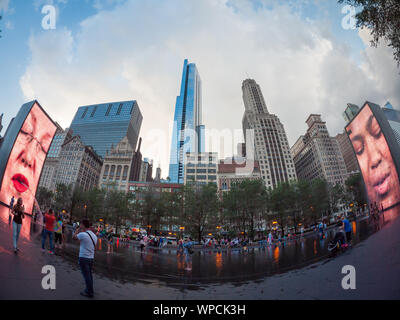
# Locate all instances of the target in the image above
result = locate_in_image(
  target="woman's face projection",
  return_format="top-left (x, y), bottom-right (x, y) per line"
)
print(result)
top-left (346, 104), bottom-right (400, 215)
top-left (0, 103), bottom-right (56, 214)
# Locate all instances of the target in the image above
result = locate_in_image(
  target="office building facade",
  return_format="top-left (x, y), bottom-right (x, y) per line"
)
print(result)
top-left (139, 158), bottom-right (153, 182)
top-left (70, 100), bottom-right (142, 159)
top-left (291, 114), bottom-right (347, 186)
top-left (241, 79), bottom-right (297, 189)
top-left (217, 159), bottom-right (261, 193)
top-left (184, 152), bottom-right (218, 185)
top-left (53, 135), bottom-right (103, 191)
top-left (38, 125), bottom-right (73, 191)
top-left (168, 59), bottom-right (205, 183)
top-left (335, 132), bottom-right (359, 175)
top-left (99, 136), bottom-right (134, 192)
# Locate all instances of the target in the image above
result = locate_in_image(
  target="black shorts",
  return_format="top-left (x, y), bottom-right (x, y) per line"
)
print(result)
top-left (54, 232), bottom-right (62, 244)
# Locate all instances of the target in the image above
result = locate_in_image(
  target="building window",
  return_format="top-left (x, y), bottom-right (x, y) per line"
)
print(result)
top-left (116, 165), bottom-right (122, 180)
top-left (122, 166), bottom-right (129, 181)
top-left (81, 107), bottom-right (88, 119)
top-left (90, 106), bottom-right (98, 117)
top-left (117, 103), bottom-right (123, 115)
top-left (109, 165), bottom-right (115, 179)
top-left (105, 104), bottom-right (112, 116)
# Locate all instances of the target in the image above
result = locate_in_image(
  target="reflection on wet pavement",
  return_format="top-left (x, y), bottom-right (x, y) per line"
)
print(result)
top-left (0, 204), bottom-right (389, 285)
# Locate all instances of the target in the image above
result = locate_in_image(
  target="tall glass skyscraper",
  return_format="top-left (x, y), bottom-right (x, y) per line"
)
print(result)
top-left (70, 100), bottom-right (142, 158)
top-left (168, 59), bottom-right (204, 184)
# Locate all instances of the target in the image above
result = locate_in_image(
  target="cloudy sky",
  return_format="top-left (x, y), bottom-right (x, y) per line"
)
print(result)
top-left (1, 0), bottom-right (399, 178)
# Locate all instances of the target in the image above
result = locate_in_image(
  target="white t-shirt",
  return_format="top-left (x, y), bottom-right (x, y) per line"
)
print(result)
top-left (77, 230), bottom-right (98, 259)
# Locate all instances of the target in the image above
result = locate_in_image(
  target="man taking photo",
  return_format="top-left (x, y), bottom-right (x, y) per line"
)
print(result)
top-left (73, 219), bottom-right (97, 298)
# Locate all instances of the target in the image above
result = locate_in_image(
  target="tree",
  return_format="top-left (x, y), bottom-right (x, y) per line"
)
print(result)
top-left (309, 178), bottom-right (330, 224)
top-left (184, 183), bottom-right (219, 242)
top-left (345, 172), bottom-right (367, 208)
top-left (82, 188), bottom-right (105, 221)
top-left (36, 187), bottom-right (54, 210)
top-left (239, 180), bottom-right (266, 240)
top-left (53, 183), bottom-right (72, 213)
top-left (268, 182), bottom-right (293, 234)
top-left (329, 183), bottom-right (346, 214)
top-left (339, 0), bottom-right (400, 67)
top-left (104, 188), bottom-right (134, 235)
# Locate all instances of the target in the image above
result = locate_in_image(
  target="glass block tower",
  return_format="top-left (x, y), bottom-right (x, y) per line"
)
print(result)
top-left (168, 59), bottom-right (204, 184)
top-left (69, 100), bottom-right (142, 159)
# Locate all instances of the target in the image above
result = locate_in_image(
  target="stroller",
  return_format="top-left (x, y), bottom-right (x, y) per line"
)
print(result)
top-left (328, 223), bottom-right (348, 257)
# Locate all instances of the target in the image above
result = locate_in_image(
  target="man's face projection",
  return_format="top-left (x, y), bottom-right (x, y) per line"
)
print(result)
top-left (0, 103), bottom-right (56, 214)
top-left (346, 105), bottom-right (400, 214)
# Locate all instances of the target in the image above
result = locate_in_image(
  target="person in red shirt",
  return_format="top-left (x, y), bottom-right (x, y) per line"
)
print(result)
top-left (42, 208), bottom-right (56, 254)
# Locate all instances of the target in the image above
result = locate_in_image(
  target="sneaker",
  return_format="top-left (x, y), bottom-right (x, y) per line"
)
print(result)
top-left (48, 251), bottom-right (54, 255)
top-left (41, 248), bottom-right (45, 253)
top-left (14, 249), bottom-right (17, 254)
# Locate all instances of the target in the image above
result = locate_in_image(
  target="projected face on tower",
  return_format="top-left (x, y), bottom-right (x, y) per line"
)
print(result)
top-left (0, 102), bottom-right (56, 214)
top-left (346, 104), bottom-right (400, 214)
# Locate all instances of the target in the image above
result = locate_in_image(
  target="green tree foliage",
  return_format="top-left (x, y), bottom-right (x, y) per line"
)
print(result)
top-left (339, 0), bottom-right (400, 67)
top-left (345, 172), bottom-right (367, 207)
top-left (35, 187), bottom-right (54, 210)
top-left (184, 183), bottom-right (219, 242)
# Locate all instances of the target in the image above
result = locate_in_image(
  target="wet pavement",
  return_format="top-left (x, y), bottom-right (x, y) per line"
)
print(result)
top-left (0, 204), bottom-right (389, 285)
top-left (1, 204), bottom-right (400, 299)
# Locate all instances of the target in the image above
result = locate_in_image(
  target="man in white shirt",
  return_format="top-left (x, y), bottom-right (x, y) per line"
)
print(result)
top-left (73, 219), bottom-right (97, 298)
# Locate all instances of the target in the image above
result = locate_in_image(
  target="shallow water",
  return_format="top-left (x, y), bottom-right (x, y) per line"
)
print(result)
top-left (0, 204), bottom-right (389, 285)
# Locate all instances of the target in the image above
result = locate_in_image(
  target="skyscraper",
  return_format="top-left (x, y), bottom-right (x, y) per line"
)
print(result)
top-left (241, 79), bottom-right (297, 189)
top-left (70, 100), bottom-right (142, 159)
top-left (291, 114), bottom-right (347, 186)
top-left (342, 103), bottom-right (360, 123)
top-left (168, 59), bottom-right (204, 184)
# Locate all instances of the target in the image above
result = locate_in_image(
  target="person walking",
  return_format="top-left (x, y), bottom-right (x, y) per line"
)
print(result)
top-left (73, 219), bottom-right (97, 298)
top-left (11, 198), bottom-right (24, 253)
top-left (42, 209), bottom-right (56, 254)
top-left (54, 214), bottom-right (63, 250)
top-left (9, 196), bottom-right (15, 225)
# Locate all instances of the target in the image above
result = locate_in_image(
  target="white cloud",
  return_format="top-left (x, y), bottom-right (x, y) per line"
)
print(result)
top-left (19, 0), bottom-right (400, 178)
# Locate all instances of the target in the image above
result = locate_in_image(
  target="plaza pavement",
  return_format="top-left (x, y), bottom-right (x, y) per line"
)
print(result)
top-left (0, 214), bottom-right (399, 300)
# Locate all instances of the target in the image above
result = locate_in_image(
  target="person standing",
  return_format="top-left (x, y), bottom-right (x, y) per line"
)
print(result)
top-left (341, 215), bottom-right (353, 245)
top-left (42, 209), bottom-right (56, 254)
top-left (11, 198), bottom-right (24, 253)
top-left (183, 238), bottom-right (193, 271)
top-left (9, 196), bottom-right (15, 225)
top-left (54, 215), bottom-right (63, 250)
top-left (107, 231), bottom-right (113, 254)
top-left (73, 219), bottom-right (97, 298)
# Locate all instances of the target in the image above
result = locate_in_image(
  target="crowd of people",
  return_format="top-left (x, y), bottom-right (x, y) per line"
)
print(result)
top-left (6, 193), bottom-right (387, 299)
